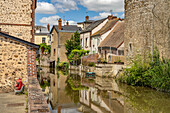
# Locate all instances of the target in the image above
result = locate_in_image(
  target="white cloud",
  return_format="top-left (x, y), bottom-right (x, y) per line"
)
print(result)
top-left (39, 15), bottom-right (60, 25)
top-left (92, 12), bottom-right (111, 20)
top-left (39, 15), bottom-right (77, 25)
top-left (79, 0), bottom-right (124, 12)
top-left (51, 0), bottom-right (78, 13)
top-left (120, 13), bottom-right (125, 18)
top-left (68, 20), bottom-right (77, 25)
top-left (36, 2), bottom-right (57, 14)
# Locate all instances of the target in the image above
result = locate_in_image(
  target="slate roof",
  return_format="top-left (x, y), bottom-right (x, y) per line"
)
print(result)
top-left (91, 18), bottom-right (119, 37)
top-left (53, 25), bottom-right (82, 33)
top-left (35, 26), bottom-right (49, 35)
top-left (0, 32), bottom-right (39, 49)
top-left (80, 18), bottom-right (107, 34)
top-left (77, 20), bottom-right (94, 24)
top-left (98, 21), bottom-right (124, 48)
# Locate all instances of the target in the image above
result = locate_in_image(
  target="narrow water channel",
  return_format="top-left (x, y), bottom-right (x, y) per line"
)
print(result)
top-left (38, 67), bottom-right (170, 113)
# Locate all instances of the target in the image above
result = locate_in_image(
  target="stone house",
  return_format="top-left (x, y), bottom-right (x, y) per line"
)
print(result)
top-left (0, 0), bottom-right (37, 42)
top-left (98, 21), bottom-right (125, 63)
top-left (0, 31), bottom-right (39, 92)
top-left (80, 17), bottom-right (108, 53)
top-left (124, 0), bottom-right (170, 65)
top-left (34, 24), bottom-right (51, 45)
top-left (0, 0), bottom-right (38, 92)
top-left (77, 16), bottom-right (94, 30)
top-left (91, 16), bottom-right (120, 54)
top-left (50, 19), bottom-right (81, 64)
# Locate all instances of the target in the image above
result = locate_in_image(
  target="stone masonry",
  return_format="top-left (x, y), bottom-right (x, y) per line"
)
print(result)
top-left (0, 36), bottom-right (27, 92)
top-left (124, 0), bottom-right (170, 65)
top-left (0, 35), bottom-right (38, 92)
top-left (0, 0), bottom-right (36, 42)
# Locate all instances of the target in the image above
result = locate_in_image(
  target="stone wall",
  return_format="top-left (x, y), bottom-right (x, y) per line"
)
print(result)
top-left (0, 0), bottom-right (36, 42)
top-left (51, 30), bottom-right (75, 63)
top-left (124, 0), bottom-right (170, 65)
top-left (0, 36), bottom-right (28, 92)
top-left (59, 32), bottom-right (74, 62)
top-left (0, 26), bottom-right (32, 42)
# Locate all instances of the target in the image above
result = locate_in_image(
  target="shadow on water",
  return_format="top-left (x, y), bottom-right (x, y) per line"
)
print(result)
top-left (38, 67), bottom-right (170, 113)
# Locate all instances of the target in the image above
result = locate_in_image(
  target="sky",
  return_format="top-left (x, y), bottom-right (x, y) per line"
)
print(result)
top-left (35, 0), bottom-right (124, 27)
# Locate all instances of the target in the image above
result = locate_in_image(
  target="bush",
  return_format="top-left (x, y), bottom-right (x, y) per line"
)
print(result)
top-left (88, 62), bottom-right (95, 67)
top-left (118, 49), bottom-right (170, 92)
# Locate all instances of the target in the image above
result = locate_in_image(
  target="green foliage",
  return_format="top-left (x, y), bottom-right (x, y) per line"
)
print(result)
top-left (118, 49), bottom-right (170, 92)
top-left (40, 80), bottom-right (50, 89)
top-left (65, 31), bottom-right (81, 56)
top-left (68, 49), bottom-right (89, 65)
top-left (56, 62), bottom-right (69, 71)
top-left (88, 62), bottom-right (95, 67)
top-left (67, 77), bottom-right (88, 91)
top-left (39, 43), bottom-right (51, 54)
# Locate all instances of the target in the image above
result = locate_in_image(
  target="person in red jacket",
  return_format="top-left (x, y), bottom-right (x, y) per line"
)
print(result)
top-left (15, 78), bottom-right (23, 90)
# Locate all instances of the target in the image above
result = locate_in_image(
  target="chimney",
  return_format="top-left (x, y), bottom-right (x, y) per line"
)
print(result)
top-left (58, 18), bottom-right (62, 30)
top-left (47, 23), bottom-right (50, 31)
top-left (66, 20), bottom-right (69, 26)
top-left (108, 15), bottom-right (117, 20)
top-left (85, 16), bottom-right (89, 21)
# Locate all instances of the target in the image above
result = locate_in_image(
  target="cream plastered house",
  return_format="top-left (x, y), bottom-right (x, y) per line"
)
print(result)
top-left (34, 25), bottom-right (51, 45)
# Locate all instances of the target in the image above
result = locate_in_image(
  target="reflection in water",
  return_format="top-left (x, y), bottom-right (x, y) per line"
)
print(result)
top-left (39, 67), bottom-right (170, 113)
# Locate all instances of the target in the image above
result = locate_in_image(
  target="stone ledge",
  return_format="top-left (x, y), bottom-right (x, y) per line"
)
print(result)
top-left (28, 77), bottom-right (50, 113)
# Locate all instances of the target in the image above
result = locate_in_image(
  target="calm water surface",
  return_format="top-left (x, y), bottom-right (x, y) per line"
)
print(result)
top-left (39, 67), bottom-right (170, 113)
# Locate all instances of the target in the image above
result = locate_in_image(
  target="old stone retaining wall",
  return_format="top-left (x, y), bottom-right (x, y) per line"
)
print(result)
top-left (28, 77), bottom-right (50, 113)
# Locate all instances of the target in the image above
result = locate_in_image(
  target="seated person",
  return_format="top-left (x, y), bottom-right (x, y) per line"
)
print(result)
top-left (15, 78), bottom-right (23, 91)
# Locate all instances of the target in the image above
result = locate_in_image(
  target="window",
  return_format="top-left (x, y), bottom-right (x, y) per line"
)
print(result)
top-left (129, 43), bottom-right (132, 52)
top-left (81, 39), bottom-right (83, 47)
top-left (42, 37), bottom-right (46, 43)
top-left (85, 38), bottom-right (88, 48)
top-left (109, 55), bottom-right (111, 62)
top-left (54, 49), bottom-right (55, 56)
top-left (118, 50), bottom-right (124, 56)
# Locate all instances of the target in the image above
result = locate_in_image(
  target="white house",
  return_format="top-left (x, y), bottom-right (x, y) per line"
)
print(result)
top-left (90, 16), bottom-right (120, 54)
top-left (80, 17), bottom-right (108, 53)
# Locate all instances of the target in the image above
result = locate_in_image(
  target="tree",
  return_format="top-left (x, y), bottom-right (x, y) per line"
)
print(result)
top-left (65, 31), bottom-right (81, 56)
top-left (39, 43), bottom-right (51, 54)
top-left (68, 49), bottom-right (89, 65)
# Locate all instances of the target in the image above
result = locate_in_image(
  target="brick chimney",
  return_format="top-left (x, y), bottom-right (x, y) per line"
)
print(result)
top-left (108, 15), bottom-right (117, 20)
top-left (66, 20), bottom-right (69, 26)
top-left (47, 23), bottom-right (50, 31)
top-left (85, 16), bottom-right (89, 21)
top-left (58, 18), bottom-right (62, 30)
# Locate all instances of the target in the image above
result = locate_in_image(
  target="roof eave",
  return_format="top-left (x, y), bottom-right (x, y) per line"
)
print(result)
top-left (0, 32), bottom-right (39, 49)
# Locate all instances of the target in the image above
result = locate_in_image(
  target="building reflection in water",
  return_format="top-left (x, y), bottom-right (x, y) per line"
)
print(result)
top-left (39, 67), bottom-right (170, 113)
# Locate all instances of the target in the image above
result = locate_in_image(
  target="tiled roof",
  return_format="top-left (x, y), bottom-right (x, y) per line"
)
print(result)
top-left (80, 18), bottom-right (107, 34)
top-left (99, 21), bottom-right (124, 48)
top-left (0, 32), bottom-right (39, 49)
top-left (91, 18), bottom-right (119, 37)
top-left (53, 25), bottom-right (82, 32)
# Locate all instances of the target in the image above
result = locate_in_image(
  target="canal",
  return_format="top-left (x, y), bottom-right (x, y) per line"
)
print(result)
top-left (38, 67), bottom-right (170, 113)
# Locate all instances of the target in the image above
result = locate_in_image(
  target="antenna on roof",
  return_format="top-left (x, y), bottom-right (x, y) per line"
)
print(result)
top-left (63, 16), bottom-right (65, 25)
top-left (86, 11), bottom-right (88, 16)
top-left (110, 10), bottom-right (113, 15)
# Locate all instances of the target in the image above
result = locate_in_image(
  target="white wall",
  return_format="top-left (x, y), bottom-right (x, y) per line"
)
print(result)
top-left (80, 32), bottom-right (91, 51)
top-left (91, 20), bottom-right (121, 54)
